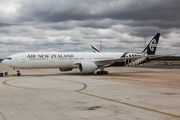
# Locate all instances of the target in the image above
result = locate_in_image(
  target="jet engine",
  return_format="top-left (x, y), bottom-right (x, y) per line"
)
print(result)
top-left (59, 68), bottom-right (73, 72)
top-left (78, 61), bottom-right (98, 73)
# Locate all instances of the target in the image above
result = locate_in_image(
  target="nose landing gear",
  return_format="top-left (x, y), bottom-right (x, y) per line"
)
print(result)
top-left (14, 68), bottom-right (21, 76)
top-left (16, 70), bottom-right (21, 76)
top-left (17, 72), bottom-right (21, 76)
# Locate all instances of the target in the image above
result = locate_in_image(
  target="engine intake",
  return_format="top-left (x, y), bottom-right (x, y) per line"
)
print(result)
top-left (78, 61), bottom-right (98, 73)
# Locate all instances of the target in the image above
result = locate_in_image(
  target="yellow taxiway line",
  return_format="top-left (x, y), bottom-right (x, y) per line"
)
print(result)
top-left (0, 90), bottom-right (62, 96)
top-left (3, 78), bottom-right (54, 91)
top-left (77, 91), bottom-right (180, 119)
top-left (3, 77), bottom-right (180, 118)
top-left (2, 77), bottom-right (79, 95)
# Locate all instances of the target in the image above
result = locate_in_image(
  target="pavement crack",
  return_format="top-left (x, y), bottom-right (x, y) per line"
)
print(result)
top-left (0, 112), bottom-right (6, 120)
top-left (28, 93), bottom-right (86, 120)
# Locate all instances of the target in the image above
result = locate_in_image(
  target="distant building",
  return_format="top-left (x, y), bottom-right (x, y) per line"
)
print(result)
top-left (0, 59), bottom-right (4, 62)
top-left (157, 56), bottom-right (180, 61)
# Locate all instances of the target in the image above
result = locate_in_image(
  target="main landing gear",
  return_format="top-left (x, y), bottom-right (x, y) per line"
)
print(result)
top-left (96, 66), bottom-right (108, 75)
top-left (96, 71), bottom-right (108, 75)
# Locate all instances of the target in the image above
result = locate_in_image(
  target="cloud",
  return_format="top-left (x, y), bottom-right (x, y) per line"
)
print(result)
top-left (0, 0), bottom-right (180, 58)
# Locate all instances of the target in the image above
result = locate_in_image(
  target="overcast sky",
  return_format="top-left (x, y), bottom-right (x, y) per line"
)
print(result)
top-left (0, 0), bottom-right (180, 58)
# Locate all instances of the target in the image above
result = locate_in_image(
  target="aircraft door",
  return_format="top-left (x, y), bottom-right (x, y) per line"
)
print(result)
top-left (88, 55), bottom-right (92, 60)
top-left (49, 54), bottom-right (54, 62)
top-left (21, 56), bottom-right (25, 63)
top-left (49, 54), bottom-right (54, 67)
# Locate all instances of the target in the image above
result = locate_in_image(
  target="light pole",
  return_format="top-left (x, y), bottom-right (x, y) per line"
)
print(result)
top-left (100, 42), bottom-right (102, 52)
top-left (144, 35), bottom-right (146, 55)
top-left (144, 35), bottom-right (146, 48)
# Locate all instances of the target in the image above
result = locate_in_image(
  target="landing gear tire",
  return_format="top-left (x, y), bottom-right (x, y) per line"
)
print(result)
top-left (97, 71), bottom-right (108, 75)
top-left (14, 68), bottom-right (21, 76)
top-left (17, 73), bottom-right (21, 76)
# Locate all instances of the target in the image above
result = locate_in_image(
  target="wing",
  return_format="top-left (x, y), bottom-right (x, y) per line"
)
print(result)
top-left (94, 54), bottom-right (176, 66)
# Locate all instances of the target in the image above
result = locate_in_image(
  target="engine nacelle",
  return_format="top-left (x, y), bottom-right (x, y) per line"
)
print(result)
top-left (59, 68), bottom-right (73, 72)
top-left (78, 61), bottom-right (98, 73)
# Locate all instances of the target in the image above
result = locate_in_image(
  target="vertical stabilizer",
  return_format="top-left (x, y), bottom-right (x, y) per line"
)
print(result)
top-left (142, 33), bottom-right (160, 55)
top-left (91, 45), bottom-right (100, 52)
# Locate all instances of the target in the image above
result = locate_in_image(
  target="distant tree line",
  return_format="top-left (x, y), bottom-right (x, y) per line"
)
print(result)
top-left (0, 59), bottom-right (4, 62)
top-left (156, 56), bottom-right (180, 61)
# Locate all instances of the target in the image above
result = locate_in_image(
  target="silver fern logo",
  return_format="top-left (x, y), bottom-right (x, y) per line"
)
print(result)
top-left (149, 39), bottom-right (157, 51)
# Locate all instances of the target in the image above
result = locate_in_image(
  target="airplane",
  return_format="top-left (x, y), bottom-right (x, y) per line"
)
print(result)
top-left (91, 44), bottom-right (100, 52)
top-left (2, 33), bottom-right (175, 76)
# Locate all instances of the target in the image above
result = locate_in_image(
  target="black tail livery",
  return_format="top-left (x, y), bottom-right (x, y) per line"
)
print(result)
top-left (142, 33), bottom-right (160, 55)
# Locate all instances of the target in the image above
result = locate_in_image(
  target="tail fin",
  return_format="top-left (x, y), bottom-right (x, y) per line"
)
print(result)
top-left (142, 33), bottom-right (160, 55)
top-left (90, 44), bottom-right (100, 52)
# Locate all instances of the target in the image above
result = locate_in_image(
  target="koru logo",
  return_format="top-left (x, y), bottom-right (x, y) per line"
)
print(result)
top-left (149, 39), bottom-right (157, 51)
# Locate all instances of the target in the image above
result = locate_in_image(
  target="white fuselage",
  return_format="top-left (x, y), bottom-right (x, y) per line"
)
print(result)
top-left (3, 52), bottom-right (130, 69)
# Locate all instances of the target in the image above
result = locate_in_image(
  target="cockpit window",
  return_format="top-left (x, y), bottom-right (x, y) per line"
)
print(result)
top-left (6, 57), bottom-right (12, 60)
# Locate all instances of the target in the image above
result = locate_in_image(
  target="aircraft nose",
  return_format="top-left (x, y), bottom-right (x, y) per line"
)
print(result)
top-left (2, 59), bottom-right (6, 65)
top-left (2, 59), bottom-right (8, 66)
